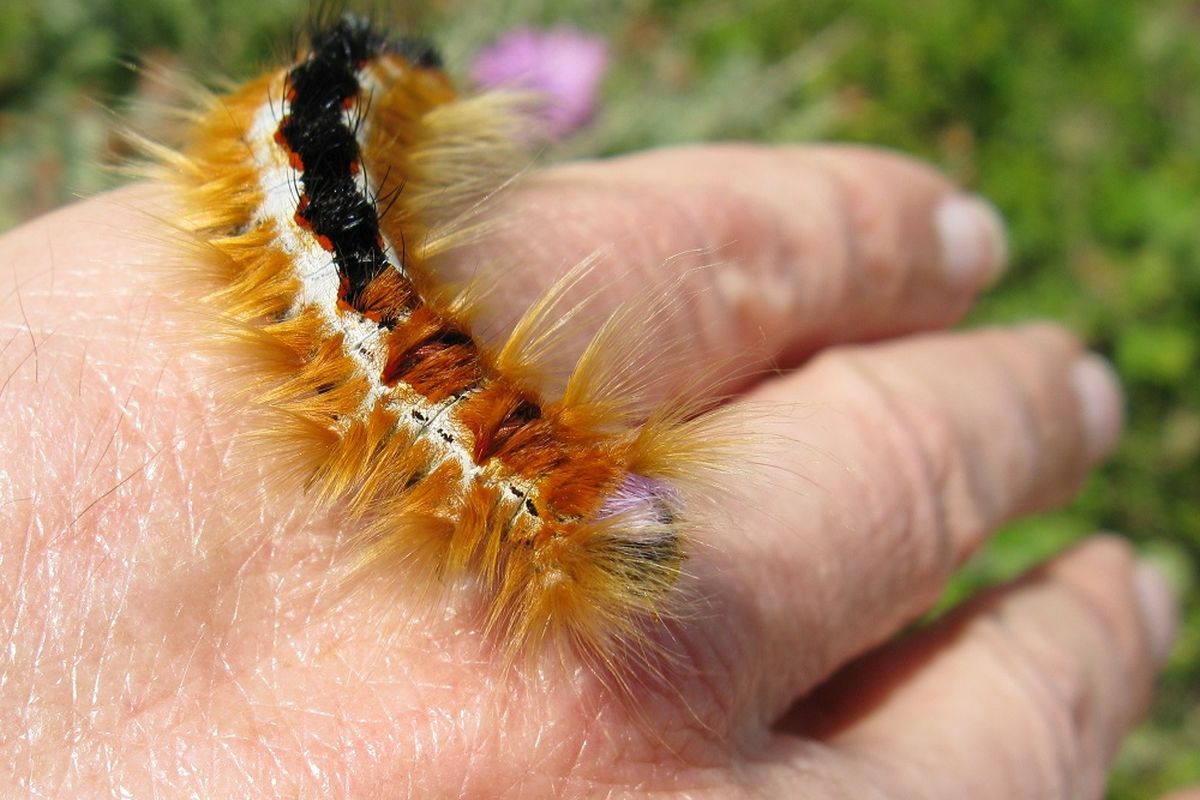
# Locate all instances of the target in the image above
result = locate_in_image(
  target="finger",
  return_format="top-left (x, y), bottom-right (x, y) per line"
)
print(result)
top-left (6, 143), bottom-right (1006, 408)
top-left (445, 143), bottom-right (1007, 390)
top-left (695, 323), bottom-right (1124, 726)
top-left (762, 536), bottom-right (1177, 800)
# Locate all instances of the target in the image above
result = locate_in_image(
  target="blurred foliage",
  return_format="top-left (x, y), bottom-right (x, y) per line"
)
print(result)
top-left (0, 0), bottom-right (1196, 796)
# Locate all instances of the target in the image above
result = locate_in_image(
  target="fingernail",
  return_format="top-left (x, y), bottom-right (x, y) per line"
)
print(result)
top-left (1134, 561), bottom-right (1178, 666)
top-left (934, 194), bottom-right (1008, 288)
top-left (1071, 354), bottom-right (1124, 463)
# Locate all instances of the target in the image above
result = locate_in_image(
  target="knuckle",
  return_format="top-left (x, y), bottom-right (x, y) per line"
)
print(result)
top-left (973, 327), bottom-right (1086, 511)
top-left (808, 348), bottom-right (977, 576)
top-left (975, 612), bottom-right (1091, 795)
top-left (970, 569), bottom-right (1146, 798)
top-left (818, 159), bottom-right (909, 302)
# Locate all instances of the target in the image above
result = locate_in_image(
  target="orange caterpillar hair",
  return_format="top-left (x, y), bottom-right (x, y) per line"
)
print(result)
top-left (159, 15), bottom-right (717, 667)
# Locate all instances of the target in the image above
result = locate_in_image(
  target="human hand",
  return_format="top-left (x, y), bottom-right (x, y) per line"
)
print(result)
top-left (0, 144), bottom-right (1176, 797)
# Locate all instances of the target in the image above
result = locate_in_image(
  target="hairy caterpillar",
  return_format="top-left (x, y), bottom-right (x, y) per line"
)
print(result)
top-left (160, 14), bottom-right (720, 668)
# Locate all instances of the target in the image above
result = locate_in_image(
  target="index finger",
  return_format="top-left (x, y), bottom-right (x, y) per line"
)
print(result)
top-left (444, 143), bottom-right (1007, 396)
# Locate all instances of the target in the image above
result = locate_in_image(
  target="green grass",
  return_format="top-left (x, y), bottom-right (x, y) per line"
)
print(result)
top-left (1, 1), bottom-right (1196, 796)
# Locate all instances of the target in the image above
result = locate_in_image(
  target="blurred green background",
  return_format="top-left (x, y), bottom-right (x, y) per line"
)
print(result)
top-left (0, 0), bottom-right (1196, 795)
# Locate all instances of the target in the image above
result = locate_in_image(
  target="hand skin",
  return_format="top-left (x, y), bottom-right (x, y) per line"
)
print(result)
top-left (0, 144), bottom-right (1178, 798)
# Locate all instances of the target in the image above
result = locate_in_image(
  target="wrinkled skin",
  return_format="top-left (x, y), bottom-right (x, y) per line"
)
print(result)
top-left (0, 145), bottom-right (1179, 797)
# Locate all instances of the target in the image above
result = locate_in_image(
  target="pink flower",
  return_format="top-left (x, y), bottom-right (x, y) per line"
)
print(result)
top-left (471, 26), bottom-right (609, 139)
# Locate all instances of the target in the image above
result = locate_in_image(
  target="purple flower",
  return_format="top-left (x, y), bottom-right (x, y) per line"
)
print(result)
top-left (471, 26), bottom-right (609, 139)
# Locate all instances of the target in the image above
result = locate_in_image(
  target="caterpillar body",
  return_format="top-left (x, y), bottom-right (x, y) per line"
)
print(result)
top-left (166, 15), bottom-right (714, 667)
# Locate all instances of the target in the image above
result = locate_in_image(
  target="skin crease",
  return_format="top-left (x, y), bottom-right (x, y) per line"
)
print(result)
top-left (0, 144), bottom-right (1180, 798)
